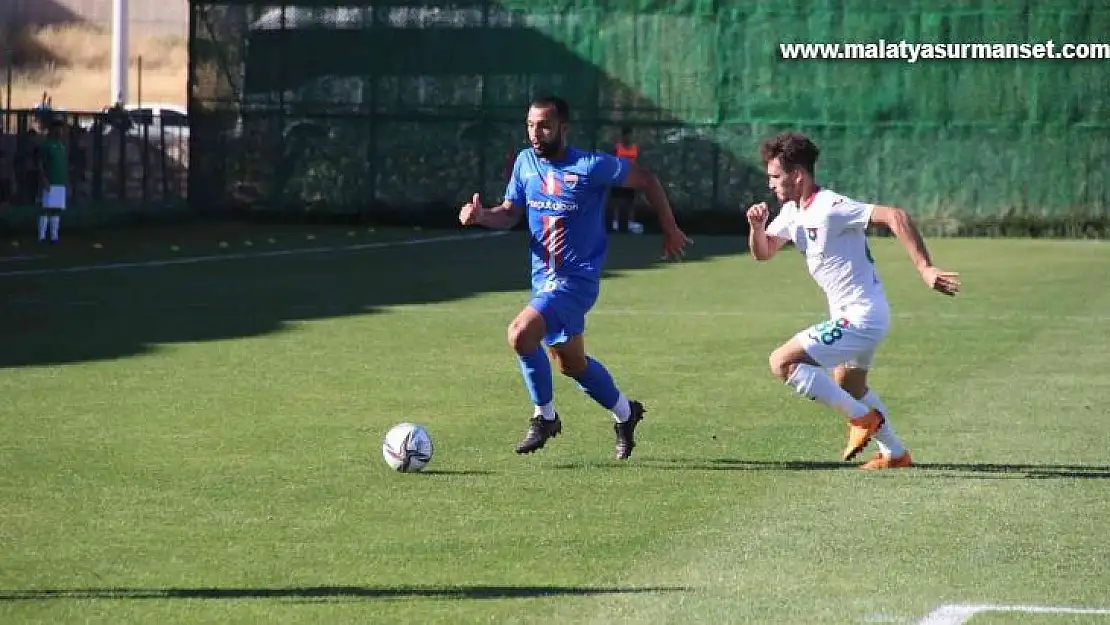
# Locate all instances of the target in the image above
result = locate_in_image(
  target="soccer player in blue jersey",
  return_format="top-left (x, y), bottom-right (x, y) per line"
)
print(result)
top-left (459, 95), bottom-right (691, 459)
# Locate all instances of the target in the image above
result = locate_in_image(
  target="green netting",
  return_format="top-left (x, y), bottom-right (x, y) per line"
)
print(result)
top-left (188, 0), bottom-right (1110, 232)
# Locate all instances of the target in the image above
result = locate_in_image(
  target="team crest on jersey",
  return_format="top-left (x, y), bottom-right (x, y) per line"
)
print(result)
top-left (563, 172), bottom-right (578, 188)
top-left (806, 227), bottom-right (819, 241)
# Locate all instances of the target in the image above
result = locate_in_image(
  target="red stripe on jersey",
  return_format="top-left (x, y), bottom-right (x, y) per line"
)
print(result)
top-left (540, 215), bottom-right (552, 268)
top-left (548, 217), bottom-right (565, 268)
top-left (541, 171), bottom-right (561, 195)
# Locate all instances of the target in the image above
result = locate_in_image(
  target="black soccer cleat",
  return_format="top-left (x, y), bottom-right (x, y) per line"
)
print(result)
top-left (613, 400), bottom-right (646, 460)
top-left (515, 415), bottom-right (562, 454)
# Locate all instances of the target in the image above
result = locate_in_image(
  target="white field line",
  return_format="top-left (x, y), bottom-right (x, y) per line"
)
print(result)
top-left (2, 235), bottom-right (1106, 325)
top-left (0, 254), bottom-right (47, 263)
top-left (919, 603), bottom-right (1110, 625)
top-left (379, 306), bottom-right (1110, 324)
top-left (0, 231), bottom-right (507, 278)
top-left (6, 298), bottom-right (1108, 325)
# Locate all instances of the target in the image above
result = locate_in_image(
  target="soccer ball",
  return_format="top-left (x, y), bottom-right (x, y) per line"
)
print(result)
top-left (382, 423), bottom-right (434, 472)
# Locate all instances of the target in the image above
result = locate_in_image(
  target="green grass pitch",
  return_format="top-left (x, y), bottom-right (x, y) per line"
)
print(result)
top-left (1, 225), bottom-right (1109, 624)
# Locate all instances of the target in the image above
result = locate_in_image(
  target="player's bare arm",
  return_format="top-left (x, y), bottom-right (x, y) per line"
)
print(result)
top-left (868, 205), bottom-right (961, 296)
top-left (622, 163), bottom-right (692, 259)
top-left (746, 202), bottom-right (787, 261)
top-left (459, 193), bottom-right (523, 230)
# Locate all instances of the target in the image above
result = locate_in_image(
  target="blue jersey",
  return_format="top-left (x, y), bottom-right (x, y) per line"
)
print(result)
top-left (504, 147), bottom-right (631, 291)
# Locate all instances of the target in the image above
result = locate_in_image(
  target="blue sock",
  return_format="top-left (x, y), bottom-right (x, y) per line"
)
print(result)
top-left (518, 347), bottom-right (554, 407)
top-left (573, 356), bottom-right (621, 410)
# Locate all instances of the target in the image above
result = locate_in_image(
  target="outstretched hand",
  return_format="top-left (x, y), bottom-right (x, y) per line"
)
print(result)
top-left (921, 265), bottom-right (961, 296)
top-left (660, 226), bottom-right (693, 261)
top-left (459, 192), bottom-right (484, 226)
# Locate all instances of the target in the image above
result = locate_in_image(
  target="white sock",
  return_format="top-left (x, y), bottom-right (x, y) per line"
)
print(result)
top-left (37, 215), bottom-right (48, 240)
top-left (534, 401), bottom-right (556, 421)
top-left (48, 216), bottom-right (60, 241)
top-left (861, 389), bottom-right (906, 458)
top-left (786, 364), bottom-right (872, 420)
top-left (611, 393), bottom-right (631, 422)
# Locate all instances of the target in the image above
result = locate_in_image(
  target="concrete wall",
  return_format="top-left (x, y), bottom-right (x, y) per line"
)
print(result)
top-left (2, 0), bottom-right (186, 37)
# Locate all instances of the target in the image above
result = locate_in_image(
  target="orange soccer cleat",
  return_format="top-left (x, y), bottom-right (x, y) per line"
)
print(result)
top-left (842, 409), bottom-right (884, 462)
top-left (859, 451), bottom-right (913, 471)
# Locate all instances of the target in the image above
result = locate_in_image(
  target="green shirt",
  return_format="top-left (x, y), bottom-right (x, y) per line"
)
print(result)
top-left (41, 139), bottom-right (67, 186)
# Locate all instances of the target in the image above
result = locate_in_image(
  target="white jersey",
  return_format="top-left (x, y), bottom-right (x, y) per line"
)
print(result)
top-left (766, 188), bottom-right (889, 323)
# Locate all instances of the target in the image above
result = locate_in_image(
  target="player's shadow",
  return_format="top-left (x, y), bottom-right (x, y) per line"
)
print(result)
top-left (553, 458), bottom-right (848, 472)
top-left (591, 458), bottom-right (1110, 480)
top-left (0, 3), bottom-right (772, 370)
top-left (0, 229), bottom-right (746, 369)
top-left (909, 462), bottom-right (1110, 480)
top-left (418, 469), bottom-right (497, 476)
top-left (0, 584), bottom-right (690, 602)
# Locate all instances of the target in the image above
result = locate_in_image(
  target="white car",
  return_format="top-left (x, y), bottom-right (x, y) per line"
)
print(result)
top-left (122, 103), bottom-right (190, 142)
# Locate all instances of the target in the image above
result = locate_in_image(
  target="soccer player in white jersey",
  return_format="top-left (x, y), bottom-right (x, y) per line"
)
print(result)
top-left (746, 131), bottom-right (960, 470)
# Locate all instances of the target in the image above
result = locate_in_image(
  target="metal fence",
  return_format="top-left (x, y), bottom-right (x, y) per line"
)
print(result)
top-left (0, 107), bottom-right (189, 229)
top-left (186, 1), bottom-right (1110, 234)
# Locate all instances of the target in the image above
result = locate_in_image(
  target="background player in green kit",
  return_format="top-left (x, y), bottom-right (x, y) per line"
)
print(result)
top-left (38, 119), bottom-right (68, 244)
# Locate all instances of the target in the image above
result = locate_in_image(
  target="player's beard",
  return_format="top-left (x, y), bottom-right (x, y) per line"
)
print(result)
top-left (532, 136), bottom-right (563, 159)
top-left (781, 179), bottom-right (802, 204)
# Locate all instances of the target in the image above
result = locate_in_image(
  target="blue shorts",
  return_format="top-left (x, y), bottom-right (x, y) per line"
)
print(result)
top-left (528, 276), bottom-right (600, 347)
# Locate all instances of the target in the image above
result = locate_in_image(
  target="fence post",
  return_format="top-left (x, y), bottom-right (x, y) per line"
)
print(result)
top-left (117, 125), bottom-right (127, 202)
top-left (160, 122), bottom-right (170, 200)
top-left (91, 117), bottom-right (104, 201)
top-left (137, 56), bottom-right (143, 108)
top-left (4, 48), bottom-right (11, 132)
top-left (367, 3), bottom-right (380, 216)
top-left (140, 58), bottom-right (150, 203)
top-left (141, 123), bottom-right (150, 204)
top-left (478, 0), bottom-right (489, 201)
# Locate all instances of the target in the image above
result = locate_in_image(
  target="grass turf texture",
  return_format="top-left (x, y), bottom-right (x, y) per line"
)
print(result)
top-left (1, 228), bottom-right (1109, 624)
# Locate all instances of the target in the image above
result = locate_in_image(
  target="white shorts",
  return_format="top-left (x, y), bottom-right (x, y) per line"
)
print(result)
top-left (42, 185), bottom-right (66, 210)
top-left (794, 313), bottom-right (889, 370)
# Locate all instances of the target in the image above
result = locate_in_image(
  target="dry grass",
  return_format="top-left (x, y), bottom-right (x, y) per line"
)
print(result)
top-left (2, 24), bottom-right (186, 111)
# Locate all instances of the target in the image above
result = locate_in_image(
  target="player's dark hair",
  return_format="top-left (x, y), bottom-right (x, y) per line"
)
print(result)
top-left (529, 95), bottom-right (570, 121)
top-left (620, 125), bottom-right (632, 137)
top-left (759, 131), bottom-right (819, 175)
